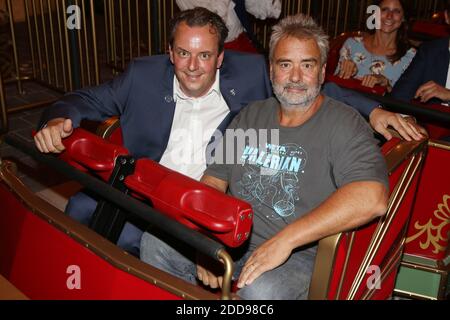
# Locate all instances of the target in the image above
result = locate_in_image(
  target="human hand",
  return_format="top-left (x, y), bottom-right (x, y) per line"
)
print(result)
top-left (196, 254), bottom-right (223, 289)
top-left (338, 59), bottom-right (358, 79)
top-left (34, 118), bottom-right (73, 153)
top-left (369, 107), bottom-right (427, 141)
top-left (237, 236), bottom-right (291, 288)
top-left (415, 81), bottom-right (450, 103)
top-left (361, 74), bottom-right (390, 88)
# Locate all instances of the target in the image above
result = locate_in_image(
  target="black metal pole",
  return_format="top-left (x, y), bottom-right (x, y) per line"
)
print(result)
top-left (151, 0), bottom-right (160, 54)
top-left (68, 0), bottom-right (81, 89)
top-left (362, 92), bottom-right (450, 127)
top-left (3, 134), bottom-right (225, 261)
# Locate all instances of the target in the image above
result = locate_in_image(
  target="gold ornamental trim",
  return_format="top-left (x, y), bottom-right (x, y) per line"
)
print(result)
top-left (405, 195), bottom-right (450, 254)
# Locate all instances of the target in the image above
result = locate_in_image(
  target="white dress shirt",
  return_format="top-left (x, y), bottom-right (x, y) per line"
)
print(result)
top-left (158, 71), bottom-right (230, 180)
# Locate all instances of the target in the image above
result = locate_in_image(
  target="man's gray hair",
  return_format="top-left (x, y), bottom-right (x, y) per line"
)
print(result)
top-left (269, 14), bottom-right (329, 66)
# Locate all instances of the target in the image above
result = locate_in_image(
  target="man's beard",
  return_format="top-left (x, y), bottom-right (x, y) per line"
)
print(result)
top-left (272, 79), bottom-right (321, 110)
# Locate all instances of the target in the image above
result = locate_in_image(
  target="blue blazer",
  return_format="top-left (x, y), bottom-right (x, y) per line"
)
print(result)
top-left (40, 51), bottom-right (272, 160)
top-left (391, 37), bottom-right (450, 104)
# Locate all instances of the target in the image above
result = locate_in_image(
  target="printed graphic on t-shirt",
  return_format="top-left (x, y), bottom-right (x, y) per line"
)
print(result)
top-left (238, 143), bottom-right (307, 220)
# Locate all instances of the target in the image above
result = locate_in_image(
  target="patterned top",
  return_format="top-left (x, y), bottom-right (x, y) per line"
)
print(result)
top-left (335, 36), bottom-right (416, 87)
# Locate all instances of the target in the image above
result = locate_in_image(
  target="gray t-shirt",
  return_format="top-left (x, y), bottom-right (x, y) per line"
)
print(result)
top-left (205, 96), bottom-right (388, 250)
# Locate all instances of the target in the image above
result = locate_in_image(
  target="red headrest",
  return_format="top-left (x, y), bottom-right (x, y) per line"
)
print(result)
top-left (59, 129), bottom-right (129, 181)
top-left (125, 159), bottom-right (253, 248)
top-left (58, 129), bottom-right (253, 248)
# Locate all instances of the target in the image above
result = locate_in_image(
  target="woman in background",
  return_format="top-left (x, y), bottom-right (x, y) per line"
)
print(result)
top-left (335, 0), bottom-right (416, 91)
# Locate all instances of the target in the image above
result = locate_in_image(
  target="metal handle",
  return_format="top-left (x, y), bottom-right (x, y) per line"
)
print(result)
top-left (218, 249), bottom-right (234, 300)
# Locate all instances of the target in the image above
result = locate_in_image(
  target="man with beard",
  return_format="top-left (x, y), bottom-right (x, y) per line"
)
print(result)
top-left (140, 13), bottom-right (389, 299)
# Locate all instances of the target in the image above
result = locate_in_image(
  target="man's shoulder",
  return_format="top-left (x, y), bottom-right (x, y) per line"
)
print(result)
top-left (323, 96), bottom-right (362, 117)
top-left (322, 96), bottom-right (368, 129)
top-left (223, 50), bottom-right (266, 69)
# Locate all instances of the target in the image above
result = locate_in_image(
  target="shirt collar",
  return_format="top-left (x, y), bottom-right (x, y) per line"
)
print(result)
top-left (173, 70), bottom-right (221, 102)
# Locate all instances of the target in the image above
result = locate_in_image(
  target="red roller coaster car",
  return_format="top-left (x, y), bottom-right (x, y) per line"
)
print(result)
top-left (0, 121), bottom-right (448, 300)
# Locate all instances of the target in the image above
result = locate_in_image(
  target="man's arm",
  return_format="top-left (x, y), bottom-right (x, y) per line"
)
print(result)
top-left (237, 180), bottom-right (388, 288)
top-left (35, 60), bottom-right (137, 153)
top-left (200, 174), bottom-right (229, 193)
top-left (369, 107), bottom-right (426, 141)
top-left (323, 82), bottom-right (426, 141)
top-left (34, 118), bottom-right (73, 153)
top-left (245, 0), bottom-right (282, 20)
top-left (414, 80), bottom-right (450, 103)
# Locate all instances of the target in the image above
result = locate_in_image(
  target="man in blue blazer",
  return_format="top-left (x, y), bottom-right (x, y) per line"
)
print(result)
top-left (34, 8), bottom-right (423, 255)
top-left (391, 1), bottom-right (450, 105)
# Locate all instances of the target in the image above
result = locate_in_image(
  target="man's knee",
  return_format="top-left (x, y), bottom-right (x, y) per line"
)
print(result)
top-left (140, 232), bottom-right (169, 265)
top-left (236, 271), bottom-right (311, 300)
top-left (65, 192), bottom-right (98, 225)
top-left (66, 192), bottom-right (142, 256)
top-left (140, 232), bottom-right (197, 284)
top-left (117, 222), bottom-right (143, 257)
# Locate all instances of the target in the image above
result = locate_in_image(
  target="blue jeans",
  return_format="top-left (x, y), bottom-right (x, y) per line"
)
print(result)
top-left (140, 231), bottom-right (315, 300)
top-left (65, 191), bottom-right (143, 256)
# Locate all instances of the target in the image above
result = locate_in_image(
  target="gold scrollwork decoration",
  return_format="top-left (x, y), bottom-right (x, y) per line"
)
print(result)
top-left (405, 195), bottom-right (450, 254)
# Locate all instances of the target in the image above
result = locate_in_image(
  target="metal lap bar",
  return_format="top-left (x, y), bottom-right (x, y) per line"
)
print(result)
top-left (5, 131), bottom-right (233, 299)
top-left (89, 155), bottom-right (136, 244)
top-left (4, 132), bottom-right (234, 299)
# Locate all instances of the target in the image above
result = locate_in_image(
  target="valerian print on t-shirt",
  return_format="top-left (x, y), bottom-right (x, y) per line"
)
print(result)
top-left (238, 143), bottom-right (308, 220)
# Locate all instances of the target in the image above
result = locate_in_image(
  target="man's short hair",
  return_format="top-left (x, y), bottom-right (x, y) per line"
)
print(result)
top-left (269, 14), bottom-right (329, 67)
top-left (169, 7), bottom-right (229, 54)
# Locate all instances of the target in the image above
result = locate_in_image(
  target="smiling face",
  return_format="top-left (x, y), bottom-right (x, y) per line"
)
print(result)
top-left (169, 22), bottom-right (224, 98)
top-left (378, 0), bottom-right (405, 34)
top-left (270, 36), bottom-right (325, 110)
